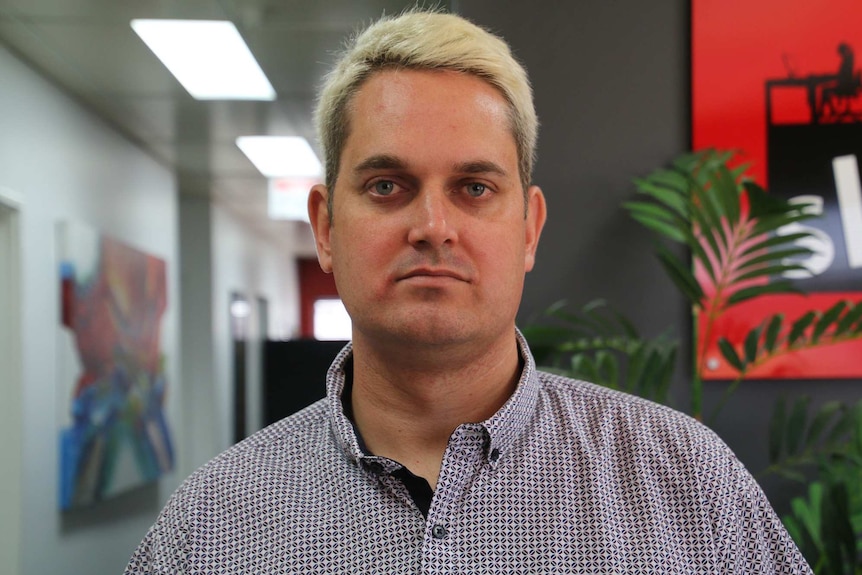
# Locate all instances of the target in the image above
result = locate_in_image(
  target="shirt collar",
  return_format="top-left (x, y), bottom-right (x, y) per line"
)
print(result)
top-left (325, 329), bottom-right (541, 466)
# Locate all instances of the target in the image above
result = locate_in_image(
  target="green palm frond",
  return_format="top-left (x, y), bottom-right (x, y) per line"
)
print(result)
top-left (769, 398), bottom-right (862, 574)
top-left (715, 300), bottom-right (862, 375)
top-left (626, 149), bottom-right (817, 313)
top-left (521, 300), bottom-right (678, 404)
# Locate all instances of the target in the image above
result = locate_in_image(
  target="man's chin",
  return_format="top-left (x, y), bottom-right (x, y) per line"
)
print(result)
top-left (360, 315), bottom-right (476, 349)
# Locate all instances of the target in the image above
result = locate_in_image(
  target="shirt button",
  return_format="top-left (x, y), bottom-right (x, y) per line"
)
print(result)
top-left (431, 524), bottom-right (448, 539)
top-left (366, 461), bottom-right (384, 475)
top-left (489, 448), bottom-right (500, 462)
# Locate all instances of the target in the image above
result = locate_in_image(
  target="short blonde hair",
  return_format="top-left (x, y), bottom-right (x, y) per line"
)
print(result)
top-left (314, 9), bottom-right (538, 202)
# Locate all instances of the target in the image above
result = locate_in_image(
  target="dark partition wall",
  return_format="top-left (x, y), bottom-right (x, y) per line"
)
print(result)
top-left (263, 340), bottom-right (347, 425)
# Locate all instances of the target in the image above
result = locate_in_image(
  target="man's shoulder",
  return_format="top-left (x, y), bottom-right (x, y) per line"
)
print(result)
top-left (533, 369), bottom-right (728, 459)
top-left (181, 398), bottom-right (333, 493)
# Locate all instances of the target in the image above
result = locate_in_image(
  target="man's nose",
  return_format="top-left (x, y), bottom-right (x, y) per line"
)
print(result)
top-left (406, 189), bottom-right (458, 248)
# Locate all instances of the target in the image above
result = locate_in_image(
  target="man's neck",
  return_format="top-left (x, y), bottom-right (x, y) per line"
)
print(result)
top-left (348, 331), bottom-right (522, 490)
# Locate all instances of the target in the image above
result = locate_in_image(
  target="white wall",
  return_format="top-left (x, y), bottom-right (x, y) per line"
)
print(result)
top-left (177, 195), bottom-right (220, 474)
top-left (0, 46), bottom-right (182, 575)
top-left (209, 205), bottom-right (308, 450)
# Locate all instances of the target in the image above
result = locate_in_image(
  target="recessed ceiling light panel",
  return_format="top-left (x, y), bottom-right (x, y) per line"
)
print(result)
top-left (131, 19), bottom-right (276, 101)
top-left (236, 136), bottom-right (322, 178)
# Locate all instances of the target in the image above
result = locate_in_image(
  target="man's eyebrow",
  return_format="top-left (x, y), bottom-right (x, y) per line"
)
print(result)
top-left (453, 160), bottom-right (509, 177)
top-left (353, 154), bottom-right (407, 173)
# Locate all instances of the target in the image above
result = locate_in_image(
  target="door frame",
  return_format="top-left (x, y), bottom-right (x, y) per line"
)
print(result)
top-left (0, 186), bottom-right (23, 575)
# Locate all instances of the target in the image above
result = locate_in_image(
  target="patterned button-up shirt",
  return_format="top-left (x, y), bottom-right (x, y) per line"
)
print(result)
top-left (126, 334), bottom-right (812, 574)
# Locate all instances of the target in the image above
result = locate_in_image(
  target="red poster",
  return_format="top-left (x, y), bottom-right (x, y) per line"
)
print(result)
top-left (692, 0), bottom-right (862, 379)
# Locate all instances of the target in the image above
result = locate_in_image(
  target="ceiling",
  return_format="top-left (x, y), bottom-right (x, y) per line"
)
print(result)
top-left (0, 0), bottom-right (445, 242)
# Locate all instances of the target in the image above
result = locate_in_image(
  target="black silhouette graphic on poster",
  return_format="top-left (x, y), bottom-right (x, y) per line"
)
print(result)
top-left (765, 42), bottom-right (862, 293)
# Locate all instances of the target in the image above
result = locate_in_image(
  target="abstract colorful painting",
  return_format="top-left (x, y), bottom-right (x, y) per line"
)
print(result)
top-left (57, 221), bottom-right (174, 510)
top-left (692, 0), bottom-right (862, 379)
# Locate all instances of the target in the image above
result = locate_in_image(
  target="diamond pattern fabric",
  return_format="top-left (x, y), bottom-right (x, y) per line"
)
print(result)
top-left (125, 333), bottom-right (812, 574)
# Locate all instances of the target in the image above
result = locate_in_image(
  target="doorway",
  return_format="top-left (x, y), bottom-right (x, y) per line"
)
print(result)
top-left (229, 292), bottom-right (249, 444)
top-left (0, 187), bottom-right (22, 575)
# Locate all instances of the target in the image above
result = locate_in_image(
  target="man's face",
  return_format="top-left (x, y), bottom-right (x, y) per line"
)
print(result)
top-left (309, 69), bottom-right (545, 351)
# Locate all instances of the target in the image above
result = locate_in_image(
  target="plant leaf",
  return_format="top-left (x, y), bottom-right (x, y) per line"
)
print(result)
top-left (727, 281), bottom-right (803, 305)
top-left (786, 396), bottom-right (810, 456)
top-left (718, 338), bottom-right (745, 372)
top-left (781, 513), bottom-right (820, 568)
top-left (821, 481), bottom-right (856, 574)
top-left (787, 311), bottom-right (818, 346)
top-left (570, 354), bottom-right (597, 382)
top-left (631, 178), bottom-right (689, 217)
top-left (740, 231), bottom-right (812, 258)
top-left (769, 397), bottom-right (788, 464)
top-left (776, 468), bottom-right (808, 483)
top-left (746, 181), bottom-right (817, 221)
top-left (834, 300), bottom-right (862, 336)
top-left (704, 167), bottom-right (734, 228)
top-left (546, 303), bottom-right (610, 336)
top-left (691, 181), bottom-right (725, 249)
top-left (689, 213), bottom-right (725, 282)
top-left (799, 482), bottom-right (823, 537)
top-left (751, 212), bottom-right (817, 237)
top-left (712, 163), bottom-right (742, 224)
top-left (656, 245), bottom-right (705, 306)
top-left (764, 314), bottom-right (784, 353)
top-left (812, 300), bottom-right (847, 343)
top-left (646, 168), bottom-right (690, 193)
top-left (519, 325), bottom-right (576, 347)
top-left (734, 263), bottom-right (810, 283)
top-left (625, 343), bottom-right (647, 393)
top-left (609, 309), bottom-right (640, 339)
top-left (582, 300), bottom-right (622, 336)
top-left (824, 406), bottom-right (857, 446)
top-left (744, 325), bottom-right (763, 364)
top-left (595, 350), bottom-right (619, 389)
top-left (628, 212), bottom-right (689, 244)
top-left (737, 247), bottom-right (813, 270)
top-left (654, 346), bottom-right (678, 404)
top-left (804, 401), bottom-right (843, 449)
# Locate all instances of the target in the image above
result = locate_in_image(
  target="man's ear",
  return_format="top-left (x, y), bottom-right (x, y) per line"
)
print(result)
top-left (308, 183), bottom-right (333, 273)
top-left (524, 185), bottom-right (547, 273)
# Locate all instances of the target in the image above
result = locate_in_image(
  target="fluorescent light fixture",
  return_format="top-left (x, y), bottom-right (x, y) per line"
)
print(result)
top-left (268, 178), bottom-right (316, 222)
top-left (230, 299), bottom-right (251, 318)
top-left (237, 136), bottom-right (322, 178)
top-left (131, 19), bottom-right (275, 100)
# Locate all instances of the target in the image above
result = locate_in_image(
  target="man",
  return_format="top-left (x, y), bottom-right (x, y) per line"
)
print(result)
top-left (126, 9), bottom-right (812, 574)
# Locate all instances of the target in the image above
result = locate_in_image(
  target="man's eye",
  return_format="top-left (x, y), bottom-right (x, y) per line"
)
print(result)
top-left (373, 180), bottom-right (397, 196)
top-left (466, 183), bottom-right (487, 198)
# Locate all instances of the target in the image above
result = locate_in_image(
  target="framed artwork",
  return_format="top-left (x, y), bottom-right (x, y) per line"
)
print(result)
top-left (57, 221), bottom-right (174, 510)
top-left (692, 0), bottom-right (862, 379)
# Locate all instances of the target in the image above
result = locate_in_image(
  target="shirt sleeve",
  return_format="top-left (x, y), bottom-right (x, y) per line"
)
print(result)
top-left (709, 451), bottom-right (814, 575)
top-left (124, 484), bottom-right (194, 575)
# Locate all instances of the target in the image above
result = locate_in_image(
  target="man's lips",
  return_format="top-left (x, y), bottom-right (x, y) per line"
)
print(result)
top-left (398, 268), bottom-right (470, 282)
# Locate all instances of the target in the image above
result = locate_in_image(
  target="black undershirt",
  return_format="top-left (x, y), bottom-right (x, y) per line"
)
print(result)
top-left (342, 360), bottom-right (435, 518)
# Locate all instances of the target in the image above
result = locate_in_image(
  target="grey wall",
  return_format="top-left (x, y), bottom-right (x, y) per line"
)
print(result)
top-left (457, 1), bottom-right (690, 333)
top-left (457, 0), bottom-right (861, 515)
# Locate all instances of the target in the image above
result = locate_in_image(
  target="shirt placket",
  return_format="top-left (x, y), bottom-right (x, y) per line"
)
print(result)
top-left (420, 425), bottom-right (488, 575)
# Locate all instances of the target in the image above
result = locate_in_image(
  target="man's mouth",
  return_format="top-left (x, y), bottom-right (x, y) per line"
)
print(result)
top-left (399, 268), bottom-right (469, 282)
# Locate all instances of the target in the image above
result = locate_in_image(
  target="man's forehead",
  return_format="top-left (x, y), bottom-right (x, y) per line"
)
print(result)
top-left (347, 67), bottom-right (510, 120)
top-left (333, 68), bottom-right (520, 187)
